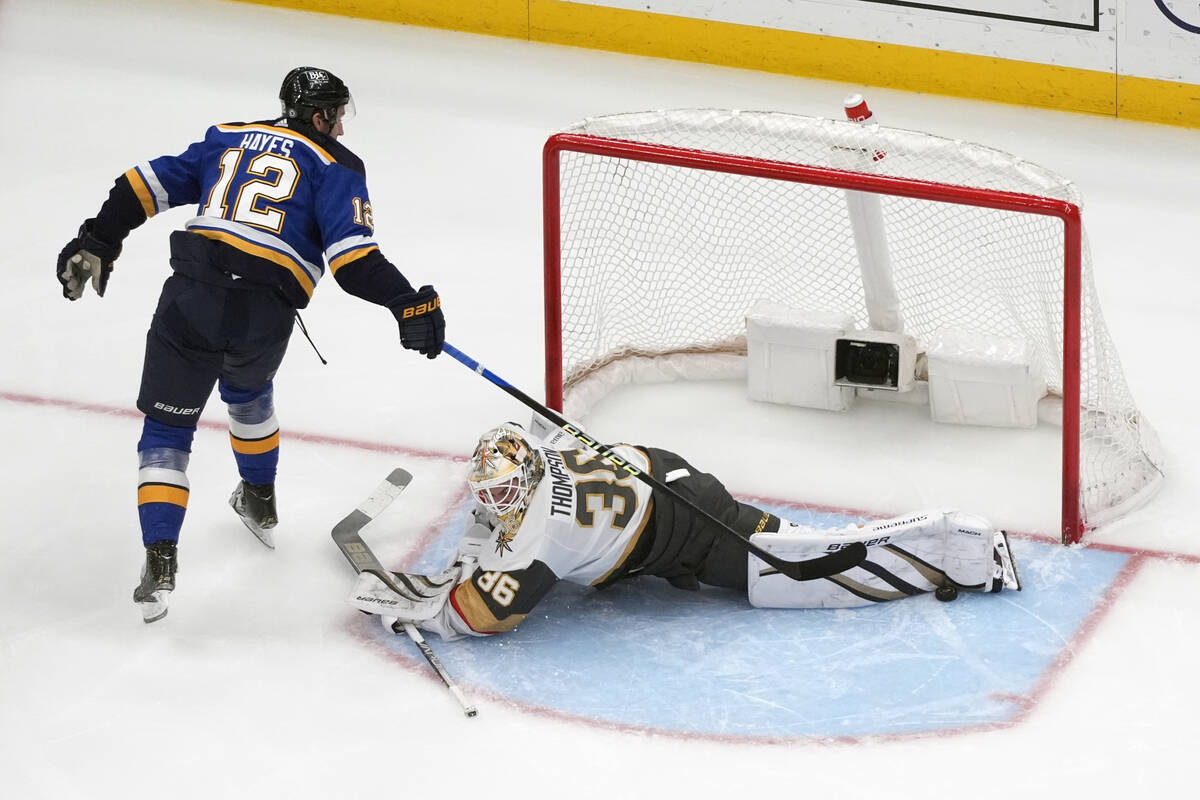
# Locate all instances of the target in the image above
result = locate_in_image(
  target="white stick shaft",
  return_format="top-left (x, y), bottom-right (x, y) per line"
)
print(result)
top-left (401, 622), bottom-right (478, 718)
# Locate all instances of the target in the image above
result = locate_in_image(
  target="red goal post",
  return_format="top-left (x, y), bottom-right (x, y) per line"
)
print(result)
top-left (541, 110), bottom-right (1162, 544)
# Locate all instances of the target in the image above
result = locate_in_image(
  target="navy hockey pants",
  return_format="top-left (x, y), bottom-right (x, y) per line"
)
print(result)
top-left (639, 447), bottom-right (780, 591)
top-left (137, 274), bottom-right (294, 427)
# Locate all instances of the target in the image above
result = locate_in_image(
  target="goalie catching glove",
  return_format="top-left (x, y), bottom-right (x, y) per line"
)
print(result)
top-left (347, 565), bottom-right (461, 626)
top-left (57, 219), bottom-right (121, 300)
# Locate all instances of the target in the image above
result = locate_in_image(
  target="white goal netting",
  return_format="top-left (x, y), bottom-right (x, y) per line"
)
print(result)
top-left (545, 109), bottom-right (1163, 540)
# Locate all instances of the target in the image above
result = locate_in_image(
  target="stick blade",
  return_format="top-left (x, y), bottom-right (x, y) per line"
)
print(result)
top-left (332, 468), bottom-right (413, 573)
top-left (332, 469), bottom-right (412, 539)
top-left (782, 541), bottom-right (869, 581)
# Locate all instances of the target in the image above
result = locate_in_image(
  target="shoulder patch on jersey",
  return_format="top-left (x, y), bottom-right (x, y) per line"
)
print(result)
top-left (494, 527), bottom-right (515, 556)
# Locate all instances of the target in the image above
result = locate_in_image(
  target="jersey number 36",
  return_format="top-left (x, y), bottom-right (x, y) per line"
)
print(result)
top-left (476, 571), bottom-right (520, 606)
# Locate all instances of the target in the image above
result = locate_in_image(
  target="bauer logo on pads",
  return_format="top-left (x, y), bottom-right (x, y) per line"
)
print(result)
top-left (826, 536), bottom-right (890, 552)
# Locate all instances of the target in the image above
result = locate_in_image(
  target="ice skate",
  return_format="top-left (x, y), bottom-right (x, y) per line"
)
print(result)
top-left (991, 530), bottom-right (1022, 592)
top-left (229, 480), bottom-right (278, 549)
top-left (133, 540), bottom-right (177, 623)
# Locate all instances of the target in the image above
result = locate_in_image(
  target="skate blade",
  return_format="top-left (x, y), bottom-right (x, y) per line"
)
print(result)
top-left (995, 531), bottom-right (1022, 592)
top-left (237, 517), bottom-right (276, 550)
top-left (138, 590), bottom-right (170, 623)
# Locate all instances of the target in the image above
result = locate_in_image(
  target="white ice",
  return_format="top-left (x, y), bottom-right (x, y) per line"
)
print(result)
top-left (2, 0), bottom-right (1200, 795)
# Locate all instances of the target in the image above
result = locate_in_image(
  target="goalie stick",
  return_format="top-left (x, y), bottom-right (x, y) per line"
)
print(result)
top-left (440, 342), bottom-right (869, 582)
top-left (332, 468), bottom-right (478, 718)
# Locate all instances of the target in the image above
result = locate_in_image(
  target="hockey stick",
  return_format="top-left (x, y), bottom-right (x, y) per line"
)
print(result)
top-left (331, 468), bottom-right (416, 596)
top-left (332, 468), bottom-right (478, 718)
top-left (440, 342), bottom-right (868, 582)
top-left (394, 620), bottom-right (477, 718)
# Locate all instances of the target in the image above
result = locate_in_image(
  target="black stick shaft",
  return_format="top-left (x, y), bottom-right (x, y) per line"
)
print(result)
top-left (440, 343), bottom-right (866, 581)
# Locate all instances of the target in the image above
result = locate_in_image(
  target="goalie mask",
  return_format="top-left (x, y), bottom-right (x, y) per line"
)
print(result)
top-left (468, 424), bottom-right (545, 533)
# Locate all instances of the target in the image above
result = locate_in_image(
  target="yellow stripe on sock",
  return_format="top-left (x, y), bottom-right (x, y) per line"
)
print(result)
top-left (137, 484), bottom-right (190, 507)
top-left (230, 430), bottom-right (280, 455)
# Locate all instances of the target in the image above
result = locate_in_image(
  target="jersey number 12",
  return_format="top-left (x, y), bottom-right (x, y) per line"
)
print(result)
top-left (202, 148), bottom-right (300, 234)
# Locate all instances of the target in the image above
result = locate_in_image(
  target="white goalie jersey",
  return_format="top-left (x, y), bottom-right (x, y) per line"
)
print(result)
top-left (348, 426), bottom-right (1019, 641)
top-left (420, 438), bottom-right (657, 641)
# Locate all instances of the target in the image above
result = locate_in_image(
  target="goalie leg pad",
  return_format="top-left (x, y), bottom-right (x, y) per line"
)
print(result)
top-left (746, 510), bottom-right (997, 608)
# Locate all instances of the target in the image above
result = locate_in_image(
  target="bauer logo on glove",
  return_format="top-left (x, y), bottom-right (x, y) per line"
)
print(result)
top-left (401, 295), bottom-right (441, 318)
top-left (354, 590), bottom-right (401, 609)
top-left (387, 284), bottom-right (445, 358)
top-left (346, 566), bottom-right (461, 624)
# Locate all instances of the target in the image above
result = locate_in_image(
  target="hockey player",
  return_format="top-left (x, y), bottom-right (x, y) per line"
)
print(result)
top-left (348, 423), bottom-right (1021, 641)
top-left (56, 67), bottom-right (446, 623)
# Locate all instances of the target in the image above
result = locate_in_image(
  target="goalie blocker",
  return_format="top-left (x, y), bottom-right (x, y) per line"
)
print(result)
top-left (346, 423), bottom-right (1021, 641)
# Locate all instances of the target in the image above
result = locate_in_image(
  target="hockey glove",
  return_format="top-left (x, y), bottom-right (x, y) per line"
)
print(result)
top-left (57, 219), bottom-right (120, 300)
top-left (387, 285), bottom-right (444, 358)
top-left (347, 565), bottom-right (461, 623)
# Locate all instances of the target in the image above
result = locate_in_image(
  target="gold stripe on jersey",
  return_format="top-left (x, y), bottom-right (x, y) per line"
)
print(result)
top-left (591, 496), bottom-right (655, 586)
top-left (214, 123), bottom-right (336, 164)
top-left (328, 245), bottom-right (379, 274)
top-left (587, 445), bottom-right (655, 585)
top-left (125, 168), bottom-right (158, 217)
top-left (449, 580), bottom-right (524, 634)
top-left (230, 430), bottom-right (280, 455)
top-left (137, 484), bottom-right (190, 507)
top-left (191, 228), bottom-right (316, 297)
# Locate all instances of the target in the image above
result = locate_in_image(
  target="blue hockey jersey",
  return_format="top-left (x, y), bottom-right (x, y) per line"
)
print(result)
top-left (123, 120), bottom-right (384, 307)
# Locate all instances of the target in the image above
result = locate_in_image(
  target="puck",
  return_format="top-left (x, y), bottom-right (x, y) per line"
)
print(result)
top-left (935, 585), bottom-right (958, 602)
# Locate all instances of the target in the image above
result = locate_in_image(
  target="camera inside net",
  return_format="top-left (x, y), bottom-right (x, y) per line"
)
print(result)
top-left (835, 338), bottom-right (900, 389)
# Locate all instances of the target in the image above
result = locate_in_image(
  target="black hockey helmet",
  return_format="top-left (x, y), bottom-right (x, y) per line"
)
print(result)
top-left (279, 66), bottom-right (354, 126)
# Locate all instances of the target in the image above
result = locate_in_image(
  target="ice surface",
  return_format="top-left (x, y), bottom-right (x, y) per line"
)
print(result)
top-left (3, 0), bottom-right (1200, 796)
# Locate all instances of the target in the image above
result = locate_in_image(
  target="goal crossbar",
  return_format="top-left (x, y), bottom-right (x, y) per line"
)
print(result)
top-left (543, 132), bottom-right (1087, 543)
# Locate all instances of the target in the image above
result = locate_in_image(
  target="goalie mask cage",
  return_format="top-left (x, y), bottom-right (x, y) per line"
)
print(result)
top-left (542, 109), bottom-right (1163, 544)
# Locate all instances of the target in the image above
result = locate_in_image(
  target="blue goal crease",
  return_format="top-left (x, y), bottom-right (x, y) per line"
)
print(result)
top-left (382, 499), bottom-right (1129, 741)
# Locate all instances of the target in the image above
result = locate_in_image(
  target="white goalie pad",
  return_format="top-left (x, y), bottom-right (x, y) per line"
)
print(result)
top-left (747, 510), bottom-right (997, 608)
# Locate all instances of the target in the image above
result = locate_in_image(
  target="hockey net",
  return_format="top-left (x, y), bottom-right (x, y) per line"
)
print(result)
top-left (543, 109), bottom-right (1163, 544)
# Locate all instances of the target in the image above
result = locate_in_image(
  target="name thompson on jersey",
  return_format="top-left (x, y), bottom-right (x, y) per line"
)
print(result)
top-left (543, 449), bottom-right (575, 520)
top-left (347, 422), bottom-right (1022, 641)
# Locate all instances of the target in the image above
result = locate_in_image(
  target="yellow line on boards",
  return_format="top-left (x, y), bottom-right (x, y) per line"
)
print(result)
top-left (529, 1), bottom-right (1117, 117)
top-left (237, 0), bottom-right (529, 37)
top-left (232, 0), bottom-right (1200, 128)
